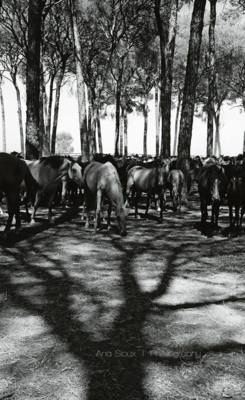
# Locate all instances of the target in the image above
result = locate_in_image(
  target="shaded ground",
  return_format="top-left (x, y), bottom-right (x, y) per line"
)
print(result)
top-left (0, 195), bottom-right (245, 400)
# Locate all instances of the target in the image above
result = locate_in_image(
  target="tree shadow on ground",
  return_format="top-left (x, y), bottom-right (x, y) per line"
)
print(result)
top-left (0, 204), bottom-right (245, 399)
top-left (0, 207), bottom-right (80, 246)
top-left (0, 225), bottom-right (182, 400)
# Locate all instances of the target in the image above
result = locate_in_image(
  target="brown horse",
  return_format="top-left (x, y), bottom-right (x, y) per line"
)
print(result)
top-left (0, 152), bottom-right (29, 233)
top-left (125, 161), bottom-right (169, 221)
top-left (26, 156), bottom-right (83, 223)
top-left (83, 161), bottom-right (127, 236)
top-left (167, 169), bottom-right (186, 212)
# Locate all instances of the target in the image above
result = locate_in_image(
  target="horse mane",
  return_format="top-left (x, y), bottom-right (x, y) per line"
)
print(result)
top-left (39, 155), bottom-right (65, 169)
top-left (93, 153), bottom-right (117, 168)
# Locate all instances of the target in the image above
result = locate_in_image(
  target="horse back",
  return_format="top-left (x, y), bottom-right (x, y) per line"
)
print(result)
top-left (85, 161), bottom-right (124, 206)
top-left (0, 153), bottom-right (27, 189)
top-left (26, 157), bottom-right (69, 188)
top-left (128, 166), bottom-right (157, 193)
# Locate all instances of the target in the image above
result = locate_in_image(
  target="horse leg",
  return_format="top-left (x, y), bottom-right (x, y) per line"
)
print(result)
top-left (84, 190), bottom-right (92, 228)
top-left (172, 190), bottom-right (177, 212)
top-left (159, 192), bottom-right (163, 222)
top-left (135, 192), bottom-right (141, 219)
top-left (94, 189), bottom-right (102, 233)
top-left (125, 179), bottom-right (133, 208)
top-left (4, 192), bottom-right (17, 232)
top-left (229, 204), bottom-right (233, 228)
top-left (235, 205), bottom-right (240, 228)
top-left (239, 206), bottom-right (244, 229)
top-left (81, 198), bottom-right (86, 220)
top-left (30, 190), bottom-right (43, 224)
top-left (145, 194), bottom-right (150, 218)
top-left (212, 203), bottom-right (219, 227)
top-left (178, 190), bottom-right (182, 212)
top-left (200, 200), bottom-right (208, 224)
top-left (107, 203), bottom-right (112, 231)
top-left (23, 194), bottom-right (31, 221)
top-left (48, 191), bottom-right (57, 224)
top-left (162, 189), bottom-right (167, 211)
top-left (61, 177), bottom-right (68, 208)
top-left (14, 194), bottom-right (21, 232)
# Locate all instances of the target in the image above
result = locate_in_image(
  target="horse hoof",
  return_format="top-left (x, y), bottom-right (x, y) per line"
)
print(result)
top-left (30, 219), bottom-right (36, 225)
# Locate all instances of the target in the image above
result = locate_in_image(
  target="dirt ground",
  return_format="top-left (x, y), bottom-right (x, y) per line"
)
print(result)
top-left (0, 193), bottom-right (245, 400)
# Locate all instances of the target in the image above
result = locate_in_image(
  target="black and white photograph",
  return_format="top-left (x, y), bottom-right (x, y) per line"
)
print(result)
top-left (0, 0), bottom-right (245, 399)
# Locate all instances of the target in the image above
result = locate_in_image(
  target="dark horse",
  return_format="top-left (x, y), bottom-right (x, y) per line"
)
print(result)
top-left (26, 156), bottom-right (83, 223)
top-left (198, 164), bottom-right (227, 227)
top-left (125, 161), bottom-right (169, 221)
top-left (83, 161), bottom-right (127, 236)
top-left (126, 162), bottom-right (169, 221)
top-left (167, 169), bottom-right (186, 212)
top-left (0, 152), bottom-right (30, 233)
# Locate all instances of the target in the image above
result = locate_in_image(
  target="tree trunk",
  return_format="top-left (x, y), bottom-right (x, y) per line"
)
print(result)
top-left (155, 83), bottom-right (160, 156)
top-left (12, 77), bottom-right (25, 155)
top-left (39, 64), bottom-right (49, 155)
top-left (206, 0), bottom-right (217, 157)
top-left (51, 68), bottom-right (64, 154)
top-left (214, 107), bottom-right (221, 157)
top-left (177, 0), bottom-right (207, 158)
top-left (96, 107), bottom-right (103, 154)
top-left (46, 73), bottom-right (55, 148)
top-left (114, 70), bottom-right (123, 156)
top-left (92, 105), bottom-right (97, 154)
top-left (123, 108), bottom-right (128, 157)
top-left (69, 0), bottom-right (89, 161)
top-left (173, 89), bottom-right (181, 156)
top-left (25, 0), bottom-right (45, 159)
top-left (143, 98), bottom-right (148, 156)
top-left (119, 106), bottom-right (124, 156)
top-left (0, 76), bottom-right (6, 152)
top-left (155, 0), bottom-right (178, 158)
top-left (87, 87), bottom-right (96, 156)
top-left (41, 68), bottom-right (49, 155)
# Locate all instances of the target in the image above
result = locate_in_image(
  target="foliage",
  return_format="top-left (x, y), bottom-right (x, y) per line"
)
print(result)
top-left (56, 131), bottom-right (74, 154)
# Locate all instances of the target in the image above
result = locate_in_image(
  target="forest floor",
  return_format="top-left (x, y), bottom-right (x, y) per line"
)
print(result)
top-left (0, 192), bottom-right (245, 400)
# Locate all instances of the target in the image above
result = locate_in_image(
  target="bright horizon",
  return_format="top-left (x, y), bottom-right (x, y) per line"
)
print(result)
top-left (0, 77), bottom-right (244, 157)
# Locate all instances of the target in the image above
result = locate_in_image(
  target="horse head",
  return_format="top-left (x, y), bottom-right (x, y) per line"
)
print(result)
top-left (116, 205), bottom-right (127, 236)
top-left (157, 159), bottom-right (170, 188)
top-left (68, 161), bottom-right (84, 187)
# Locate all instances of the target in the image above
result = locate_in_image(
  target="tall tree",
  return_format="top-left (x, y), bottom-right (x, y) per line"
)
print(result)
top-left (173, 87), bottom-right (182, 156)
top-left (206, 0), bottom-right (217, 157)
top-left (0, 74), bottom-right (6, 152)
top-left (25, 0), bottom-right (46, 159)
top-left (69, 0), bottom-right (89, 161)
top-left (0, 31), bottom-right (25, 154)
top-left (177, 0), bottom-right (207, 158)
top-left (155, 0), bottom-right (178, 157)
top-left (44, 2), bottom-right (73, 153)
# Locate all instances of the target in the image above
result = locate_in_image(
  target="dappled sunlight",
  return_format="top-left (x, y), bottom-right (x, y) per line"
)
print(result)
top-left (0, 196), bottom-right (245, 399)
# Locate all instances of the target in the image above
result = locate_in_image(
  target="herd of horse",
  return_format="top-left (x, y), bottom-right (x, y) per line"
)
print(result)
top-left (0, 151), bottom-right (245, 237)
